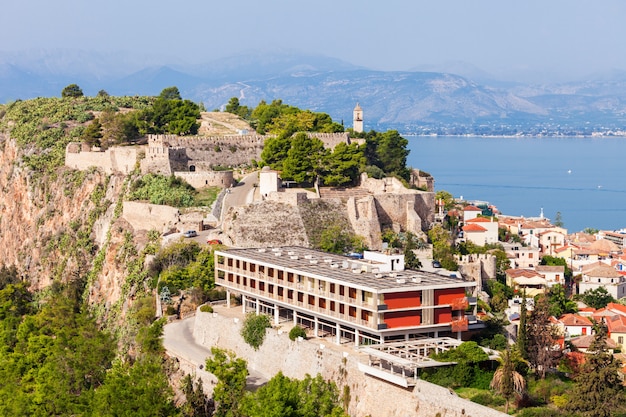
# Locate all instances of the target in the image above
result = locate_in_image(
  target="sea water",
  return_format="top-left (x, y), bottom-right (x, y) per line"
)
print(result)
top-left (406, 136), bottom-right (626, 232)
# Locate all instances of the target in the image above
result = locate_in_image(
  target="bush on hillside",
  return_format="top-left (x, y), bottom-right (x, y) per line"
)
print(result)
top-left (240, 313), bottom-right (271, 350)
top-left (288, 326), bottom-right (307, 341)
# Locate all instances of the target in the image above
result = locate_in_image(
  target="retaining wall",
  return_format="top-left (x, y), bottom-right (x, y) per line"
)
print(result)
top-left (192, 308), bottom-right (507, 417)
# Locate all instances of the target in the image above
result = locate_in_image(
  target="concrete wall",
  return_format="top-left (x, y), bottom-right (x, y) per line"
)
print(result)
top-left (192, 309), bottom-right (506, 417)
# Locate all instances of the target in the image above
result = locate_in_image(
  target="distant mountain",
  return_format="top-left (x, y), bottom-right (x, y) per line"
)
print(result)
top-left (1, 49), bottom-right (626, 135)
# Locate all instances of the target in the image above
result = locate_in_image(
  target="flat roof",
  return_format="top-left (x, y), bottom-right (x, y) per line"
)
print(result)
top-left (216, 246), bottom-right (475, 293)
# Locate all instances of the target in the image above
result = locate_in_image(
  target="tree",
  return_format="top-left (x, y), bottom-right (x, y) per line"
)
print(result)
top-left (490, 347), bottom-right (526, 414)
top-left (372, 130), bottom-right (410, 180)
top-left (554, 211), bottom-right (564, 227)
top-left (205, 347), bottom-right (248, 417)
top-left (546, 283), bottom-right (577, 317)
top-left (517, 291), bottom-right (528, 359)
top-left (566, 323), bottom-right (625, 417)
top-left (91, 356), bottom-right (177, 416)
top-left (240, 313), bottom-right (271, 350)
top-left (403, 232), bottom-right (422, 269)
top-left (281, 133), bottom-right (328, 184)
top-left (96, 89), bottom-right (110, 97)
top-left (61, 83), bottom-right (84, 98)
top-left (582, 286), bottom-right (614, 309)
top-left (181, 374), bottom-right (214, 417)
top-left (240, 372), bottom-right (349, 417)
top-left (323, 142), bottom-right (364, 186)
top-left (159, 86), bottom-right (182, 100)
top-left (526, 294), bottom-right (559, 378)
top-left (80, 118), bottom-right (103, 147)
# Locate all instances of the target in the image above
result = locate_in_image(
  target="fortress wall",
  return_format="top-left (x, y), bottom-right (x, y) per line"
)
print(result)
top-left (347, 196), bottom-right (383, 250)
top-left (305, 132), bottom-right (350, 149)
top-left (122, 201), bottom-right (181, 232)
top-left (158, 134), bottom-right (266, 167)
top-left (175, 171), bottom-right (234, 189)
top-left (192, 309), bottom-right (506, 417)
top-left (65, 143), bottom-right (139, 175)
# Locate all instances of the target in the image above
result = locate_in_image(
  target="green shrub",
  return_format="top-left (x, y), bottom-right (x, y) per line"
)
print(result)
top-left (165, 306), bottom-right (177, 316)
top-left (516, 407), bottom-right (562, 417)
top-left (199, 304), bottom-right (214, 313)
top-left (240, 313), bottom-right (271, 350)
top-left (470, 392), bottom-right (494, 406)
top-left (289, 326), bottom-right (307, 341)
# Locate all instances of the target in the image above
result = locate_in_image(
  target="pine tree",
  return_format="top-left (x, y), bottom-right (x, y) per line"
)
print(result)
top-left (517, 290), bottom-right (528, 359)
top-left (566, 323), bottom-right (625, 416)
top-left (526, 294), bottom-right (558, 378)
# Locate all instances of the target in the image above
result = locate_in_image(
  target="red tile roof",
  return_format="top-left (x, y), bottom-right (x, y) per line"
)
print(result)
top-left (558, 313), bottom-right (592, 327)
top-left (462, 224), bottom-right (487, 232)
top-left (463, 205), bottom-right (482, 211)
top-left (466, 217), bottom-right (492, 223)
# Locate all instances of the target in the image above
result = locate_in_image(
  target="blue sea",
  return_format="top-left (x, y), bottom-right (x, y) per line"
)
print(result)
top-left (406, 136), bottom-right (626, 233)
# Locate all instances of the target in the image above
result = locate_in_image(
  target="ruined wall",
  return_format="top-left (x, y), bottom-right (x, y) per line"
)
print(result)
top-left (346, 196), bottom-right (383, 250)
top-left (175, 171), bottom-right (234, 189)
top-left (162, 134), bottom-right (266, 167)
top-left (373, 193), bottom-right (435, 234)
top-left (65, 143), bottom-right (139, 175)
top-left (192, 309), bottom-right (506, 417)
top-left (457, 253), bottom-right (497, 292)
top-left (122, 201), bottom-right (181, 233)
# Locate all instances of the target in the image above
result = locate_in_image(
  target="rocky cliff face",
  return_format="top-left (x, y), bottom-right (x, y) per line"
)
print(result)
top-left (0, 133), bottom-right (134, 310)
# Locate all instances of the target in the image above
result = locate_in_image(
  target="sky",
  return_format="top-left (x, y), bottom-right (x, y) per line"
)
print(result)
top-left (2, 0), bottom-right (625, 82)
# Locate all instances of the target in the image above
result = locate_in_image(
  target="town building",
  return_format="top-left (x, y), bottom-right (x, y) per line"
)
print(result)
top-left (578, 263), bottom-right (626, 299)
top-left (214, 246), bottom-right (480, 346)
top-left (353, 103), bottom-right (363, 133)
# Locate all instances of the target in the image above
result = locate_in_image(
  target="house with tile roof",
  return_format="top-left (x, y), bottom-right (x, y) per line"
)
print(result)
top-left (557, 313), bottom-right (593, 337)
top-left (579, 263), bottom-right (626, 299)
top-left (536, 265), bottom-right (565, 287)
top-left (502, 243), bottom-right (541, 269)
top-left (598, 230), bottom-right (626, 250)
top-left (505, 268), bottom-right (548, 297)
top-left (537, 230), bottom-right (566, 256)
top-left (462, 217), bottom-right (498, 246)
top-left (462, 205), bottom-right (482, 223)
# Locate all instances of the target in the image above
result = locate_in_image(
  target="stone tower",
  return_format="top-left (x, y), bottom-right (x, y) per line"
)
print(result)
top-left (353, 103), bottom-right (363, 133)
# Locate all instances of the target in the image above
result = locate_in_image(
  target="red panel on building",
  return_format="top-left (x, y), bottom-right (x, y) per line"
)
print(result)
top-left (435, 288), bottom-right (465, 305)
top-left (384, 311), bottom-right (421, 328)
top-left (434, 308), bottom-right (452, 324)
top-left (384, 291), bottom-right (421, 309)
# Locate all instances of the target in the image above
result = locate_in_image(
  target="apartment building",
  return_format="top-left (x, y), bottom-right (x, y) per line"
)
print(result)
top-left (214, 246), bottom-right (480, 346)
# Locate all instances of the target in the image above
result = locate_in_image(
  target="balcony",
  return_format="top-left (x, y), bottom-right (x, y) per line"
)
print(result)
top-left (450, 317), bottom-right (469, 332)
top-left (451, 297), bottom-right (469, 310)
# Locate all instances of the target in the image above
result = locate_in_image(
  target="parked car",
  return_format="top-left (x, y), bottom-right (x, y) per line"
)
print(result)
top-left (207, 239), bottom-right (222, 245)
top-left (432, 260), bottom-right (442, 268)
top-left (183, 230), bottom-right (198, 238)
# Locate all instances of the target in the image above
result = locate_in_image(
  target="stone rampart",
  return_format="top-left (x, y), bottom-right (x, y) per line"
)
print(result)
top-left (65, 143), bottom-right (139, 175)
top-left (457, 253), bottom-right (497, 291)
top-left (160, 134), bottom-right (266, 167)
top-left (305, 132), bottom-right (350, 149)
top-left (175, 171), bottom-right (234, 189)
top-left (192, 308), bottom-right (506, 417)
top-left (265, 191), bottom-right (312, 206)
top-left (346, 196), bottom-right (383, 249)
top-left (122, 201), bottom-right (181, 233)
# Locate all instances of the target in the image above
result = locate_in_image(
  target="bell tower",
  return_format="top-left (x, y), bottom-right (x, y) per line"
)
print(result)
top-left (353, 103), bottom-right (363, 133)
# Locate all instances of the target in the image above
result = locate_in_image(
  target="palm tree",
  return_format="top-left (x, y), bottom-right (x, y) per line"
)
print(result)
top-left (490, 346), bottom-right (526, 414)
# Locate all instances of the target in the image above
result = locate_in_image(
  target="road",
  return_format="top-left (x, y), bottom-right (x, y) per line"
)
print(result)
top-left (163, 316), bottom-right (268, 389)
top-left (222, 171), bottom-right (259, 219)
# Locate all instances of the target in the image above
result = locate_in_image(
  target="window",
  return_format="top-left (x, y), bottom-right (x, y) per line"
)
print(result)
top-left (529, 253), bottom-right (534, 259)
top-left (619, 336), bottom-right (624, 344)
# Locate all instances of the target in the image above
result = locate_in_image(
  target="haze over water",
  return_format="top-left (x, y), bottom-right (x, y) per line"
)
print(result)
top-left (406, 136), bottom-right (626, 233)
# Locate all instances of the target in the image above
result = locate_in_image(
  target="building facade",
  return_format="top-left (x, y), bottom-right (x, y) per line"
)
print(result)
top-left (214, 246), bottom-right (480, 346)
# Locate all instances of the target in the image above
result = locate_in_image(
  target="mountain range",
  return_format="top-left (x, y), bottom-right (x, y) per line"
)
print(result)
top-left (2, 49), bottom-right (626, 136)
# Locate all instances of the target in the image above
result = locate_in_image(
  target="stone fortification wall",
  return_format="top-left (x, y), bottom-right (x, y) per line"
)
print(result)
top-left (65, 143), bottom-right (139, 175)
top-left (305, 132), bottom-right (350, 149)
top-left (175, 171), bottom-right (234, 189)
top-left (457, 253), bottom-right (497, 292)
top-left (265, 191), bottom-right (311, 206)
top-left (346, 196), bottom-right (383, 249)
top-left (222, 201), bottom-right (310, 248)
top-left (122, 201), bottom-right (181, 233)
top-left (410, 169), bottom-right (435, 192)
top-left (192, 309), bottom-right (506, 417)
top-left (373, 193), bottom-right (435, 234)
top-left (161, 134), bottom-right (266, 167)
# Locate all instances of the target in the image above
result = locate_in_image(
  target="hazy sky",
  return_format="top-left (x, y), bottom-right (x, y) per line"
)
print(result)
top-left (2, 0), bottom-right (624, 81)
